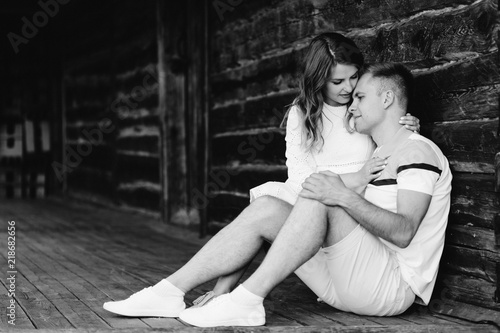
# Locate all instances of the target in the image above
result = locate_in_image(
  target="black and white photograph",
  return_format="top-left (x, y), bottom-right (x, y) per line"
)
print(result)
top-left (0, 0), bottom-right (499, 331)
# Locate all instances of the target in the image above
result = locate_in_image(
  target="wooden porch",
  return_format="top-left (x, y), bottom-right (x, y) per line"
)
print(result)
top-left (0, 198), bottom-right (497, 332)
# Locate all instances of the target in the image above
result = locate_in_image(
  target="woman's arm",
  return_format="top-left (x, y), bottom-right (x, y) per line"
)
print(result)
top-left (339, 157), bottom-right (387, 193)
top-left (284, 107), bottom-right (317, 194)
top-left (400, 113), bottom-right (420, 132)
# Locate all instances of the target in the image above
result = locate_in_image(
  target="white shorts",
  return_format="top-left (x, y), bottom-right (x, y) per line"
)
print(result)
top-left (294, 225), bottom-right (415, 316)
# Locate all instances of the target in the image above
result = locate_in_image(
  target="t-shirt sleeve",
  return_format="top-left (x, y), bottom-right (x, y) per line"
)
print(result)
top-left (396, 140), bottom-right (442, 195)
top-left (285, 106), bottom-right (317, 193)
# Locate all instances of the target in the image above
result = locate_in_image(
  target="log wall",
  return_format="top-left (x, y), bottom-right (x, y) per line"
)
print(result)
top-left (208, 0), bottom-right (499, 317)
top-left (62, 1), bottom-right (160, 214)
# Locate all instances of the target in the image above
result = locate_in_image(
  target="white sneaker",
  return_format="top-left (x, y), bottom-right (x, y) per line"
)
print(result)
top-left (179, 293), bottom-right (265, 327)
top-left (103, 287), bottom-right (185, 317)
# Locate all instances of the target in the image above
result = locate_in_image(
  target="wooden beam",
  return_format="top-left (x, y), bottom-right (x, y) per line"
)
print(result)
top-left (157, 0), bottom-right (189, 224)
top-left (157, 0), bottom-right (169, 222)
top-left (186, 0), bottom-right (209, 235)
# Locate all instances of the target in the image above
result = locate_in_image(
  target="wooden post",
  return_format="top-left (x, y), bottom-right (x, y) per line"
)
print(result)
top-left (186, 0), bottom-right (209, 236)
top-left (157, 0), bottom-right (189, 223)
top-left (157, 0), bottom-right (169, 222)
top-left (158, 0), bottom-right (208, 226)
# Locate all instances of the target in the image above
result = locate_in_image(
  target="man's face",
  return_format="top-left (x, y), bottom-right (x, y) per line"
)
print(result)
top-left (348, 73), bottom-right (384, 135)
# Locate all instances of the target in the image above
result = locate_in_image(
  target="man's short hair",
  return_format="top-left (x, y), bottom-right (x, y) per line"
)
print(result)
top-left (363, 63), bottom-right (414, 110)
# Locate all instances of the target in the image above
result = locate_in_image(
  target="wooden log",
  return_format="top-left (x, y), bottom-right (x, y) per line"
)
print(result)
top-left (113, 63), bottom-right (157, 92)
top-left (210, 1), bottom-right (491, 71)
top-left (441, 245), bottom-right (499, 282)
top-left (66, 104), bottom-right (113, 123)
top-left (115, 136), bottom-right (159, 155)
top-left (317, 0), bottom-right (481, 30)
top-left (65, 124), bottom-right (115, 145)
top-left (357, 0), bottom-right (498, 63)
top-left (216, 72), bottom-right (297, 105)
top-left (212, 129), bottom-right (285, 166)
top-left (449, 173), bottom-right (498, 229)
top-left (116, 113), bottom-right (159, 129)
top-left (435, 273), bottom-right (499, 310)
top-left (212, 53), bottom-right (498, 120)
top-left (67, 167), bottom-right (114, 199)
top-left (63, 144), bottom-right (115, 171)
top-left (211, 91), bottom-right (295, 134)
top-left (413, 52), bottom-right (499, 121)
top-left (429, 300), bottom-right (500, 327)
top-left (210, 165), bottom-right (287, 194)
top-left (420, 119), bottom-right (499, 173)
top-left (211, 0), bottom-right (496, 72)
top-left (446, 224), bottom-right (497, 252)
top-left (211, 47), bottom-right (299, 85)
top-left (116, 184), bottom-right (161, 212)
top-left (115, 153), bottom-right (160, 184)
top-left (414, 83), bottom-right (498, 123)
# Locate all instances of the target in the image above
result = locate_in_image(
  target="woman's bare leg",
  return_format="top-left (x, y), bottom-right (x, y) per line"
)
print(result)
top-left (212, 266), bottom-right (248, 295)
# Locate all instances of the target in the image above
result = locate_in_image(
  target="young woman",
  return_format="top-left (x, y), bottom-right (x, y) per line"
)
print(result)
top-left (189, 32), bottom-right (420, 308)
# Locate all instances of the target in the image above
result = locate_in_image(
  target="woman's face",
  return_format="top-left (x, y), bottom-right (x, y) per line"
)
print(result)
top-left (323, 63), bottom-right (359, 106)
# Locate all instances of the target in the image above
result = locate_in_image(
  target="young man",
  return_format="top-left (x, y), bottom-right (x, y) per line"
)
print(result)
top-left (103, 63), bottom-right (451, 326)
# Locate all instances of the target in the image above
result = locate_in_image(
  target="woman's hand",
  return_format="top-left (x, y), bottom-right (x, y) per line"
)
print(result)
top-left (399, 113), bottom-right (420, 133)
top-left (358, 157), bottom-right (387, 184)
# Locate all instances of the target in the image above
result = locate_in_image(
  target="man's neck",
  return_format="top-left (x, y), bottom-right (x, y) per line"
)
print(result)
top-left (371, 121), bottom-right (405, 147)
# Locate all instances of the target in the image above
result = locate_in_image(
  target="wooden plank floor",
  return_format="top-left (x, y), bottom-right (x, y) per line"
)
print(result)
top-left (0, 198), bottom-right (496, 332)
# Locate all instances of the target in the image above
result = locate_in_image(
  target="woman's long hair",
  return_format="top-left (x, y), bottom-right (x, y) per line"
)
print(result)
top-left (284, 33), bottom-right (364, 150)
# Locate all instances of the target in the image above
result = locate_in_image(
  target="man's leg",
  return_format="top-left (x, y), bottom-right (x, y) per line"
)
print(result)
top-left (243, 198), bottom-right (357, 297)
top-left (297, 207), bottom-right (415, 316)
top-left (167, 197), bottom-right (292, 292)
top-left (178, 198), bottom-right (360, 327)
top-left (103, 196), bottom-right (292, 317)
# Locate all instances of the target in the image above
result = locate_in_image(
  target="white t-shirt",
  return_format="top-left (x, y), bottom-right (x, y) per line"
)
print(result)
top-left (364, 127), bottom-right (452, 304)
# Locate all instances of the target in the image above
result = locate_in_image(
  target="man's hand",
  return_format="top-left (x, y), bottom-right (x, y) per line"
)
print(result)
top-left (299, 171), bottom-right (349, 206)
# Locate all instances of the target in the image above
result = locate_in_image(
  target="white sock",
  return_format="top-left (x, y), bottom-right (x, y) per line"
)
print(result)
top-left (230, 285), bottom-right (264, 306)
top-left (151, 279), bottom-right (185, 298)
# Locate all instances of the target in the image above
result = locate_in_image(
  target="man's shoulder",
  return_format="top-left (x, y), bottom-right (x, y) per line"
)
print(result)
top-left (397, 133), bottom-right (446, 160)
top-left (390, 133), bottom-right (450, 177)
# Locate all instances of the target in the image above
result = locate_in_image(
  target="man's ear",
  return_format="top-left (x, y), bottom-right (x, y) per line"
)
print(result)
top-left (382, 90), bottom-right (395, 109)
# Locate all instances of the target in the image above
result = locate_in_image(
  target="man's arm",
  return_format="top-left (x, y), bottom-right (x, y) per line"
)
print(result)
top-left (300, 172), bottom-right (431, 248)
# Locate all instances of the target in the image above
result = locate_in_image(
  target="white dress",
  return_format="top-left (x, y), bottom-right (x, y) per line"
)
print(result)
top-left (249, 103), bottom-right (375, 205)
